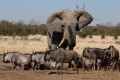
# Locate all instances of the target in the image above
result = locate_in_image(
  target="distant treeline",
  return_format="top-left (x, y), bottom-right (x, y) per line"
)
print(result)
top-left (0, 20), bottom-right (120, 38)
top-left (0, 20), bottom-right (47, 36)
top-left (78, 24), bottom-right (120, 38)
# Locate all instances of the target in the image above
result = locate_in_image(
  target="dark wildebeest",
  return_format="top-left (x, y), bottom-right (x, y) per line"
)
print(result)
top-left (117, 58), bottom-right (120, 71)
top-left (31, 51), bottom-right (46, 70)
top-left (105, 46), bottom-right (119, 70)
top-left (96, 58), bottom-right (110, 71)
top-left (77, 55), bottom-right (83, 68)
top-left (82, 47), bottom-right (108, 70)
top-left (11, 53), bottom-right (32, 70)
top-left (44, 48), bottom-right (79, 74)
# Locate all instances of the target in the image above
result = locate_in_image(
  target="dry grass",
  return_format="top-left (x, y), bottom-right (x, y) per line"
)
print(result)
top-left (0, 34), bottom-right (120, 55)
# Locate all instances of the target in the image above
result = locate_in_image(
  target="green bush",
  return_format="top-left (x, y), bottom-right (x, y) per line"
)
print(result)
top-left (101, 34), bottom-right (105, 39)
top-left (88, 35), bottom-right (93, 39)
top-left (1, 20), bottom-right (120, 37)
top-left (0, 20), bottom-right (47, 36)
top-left (114, 35), bottom-right (118, 40)
top-left (78, 31), bottom-right (87, 39)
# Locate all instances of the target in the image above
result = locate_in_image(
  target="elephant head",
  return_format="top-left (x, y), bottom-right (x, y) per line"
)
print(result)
top-left (47, 9), bottom-right (93, 50)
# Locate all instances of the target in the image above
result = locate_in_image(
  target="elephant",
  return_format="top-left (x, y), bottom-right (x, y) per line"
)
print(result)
top-left (46, 9), bottom-right (93, 50)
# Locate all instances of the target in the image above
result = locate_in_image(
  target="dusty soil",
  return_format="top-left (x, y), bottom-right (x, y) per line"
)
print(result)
top-left (0, 35), bottom-right (120, 55)
top-left (0, 55), bottom-right (120, 80)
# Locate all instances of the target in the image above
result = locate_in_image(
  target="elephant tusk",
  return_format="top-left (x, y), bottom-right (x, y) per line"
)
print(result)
top-left (58, 37), bottom-right (65, 47)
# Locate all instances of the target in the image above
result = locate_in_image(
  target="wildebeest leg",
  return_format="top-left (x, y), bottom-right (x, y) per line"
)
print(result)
top-left (22, 65), bottom-right (24, 70)
top-left (56, 62), bottom-right (60, 74)
top-left (98, 63), bottom-right (101, 71)
top-left (113, 61), bottom-right (117, 70)
top-left (75, 61), bottom-right (79, 74)
top-left (12, 62), bottom-right (16, 71)
top-left (111, 60), bottom-right (116, 71)
top-left (104, 66), bottom-right (107, 71)
top-left (66, 62), bottom-right (71, 74)
top-left (28, 63), bottom-right (31, 70)
top-left (98, 66), bottom-right (100, 71)
top-left (13, 64), bottom-right (17, 71)
top-left (115, 60), bottom-right (118, 70)
top-left (82, 61), bottom-right (86, 71)
top-left (12, 62), bottom-right (14, 70)
top-left (58, 62), bottom-right (63, 75)
top-left (33, 62), bottom-right (38, 70)
top-left (94, 58), bottom-right (97, 70)
top-left (76, 64), bottom-right (79, 74)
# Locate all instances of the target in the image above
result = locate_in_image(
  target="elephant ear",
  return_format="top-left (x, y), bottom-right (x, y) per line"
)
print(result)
top-left (75, 10), bottom-right (93, 30)
top-left (46, 10), bottom-right (65, 34)
top-left (46, 11), bottom-right (64, 25)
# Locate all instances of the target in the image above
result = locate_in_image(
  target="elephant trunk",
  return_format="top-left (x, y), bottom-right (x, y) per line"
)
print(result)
top-left (58, 26), bottom-right (76, 48)
top-left (67, 26), bottom-right (76, 47)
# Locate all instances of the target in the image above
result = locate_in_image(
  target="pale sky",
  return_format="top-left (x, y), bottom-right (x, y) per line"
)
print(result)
top-left (0, 0), bottom-right (119, 25)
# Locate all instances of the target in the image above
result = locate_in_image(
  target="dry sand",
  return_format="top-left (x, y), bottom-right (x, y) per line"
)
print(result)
top-left (0, 34), bottom-right (119, 55)
top-left (0, 55), bottom-right (120, 80)
top-left (0, 35), bottom-right (120, 80)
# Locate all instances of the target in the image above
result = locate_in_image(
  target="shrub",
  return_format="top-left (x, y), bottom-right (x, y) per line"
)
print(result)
top-left (0, 20), bottom-right (47, 36)
top-left (114, 35), bottom-right (118, 40)
top-left (88, 35), bottom-right (93, 39)
top-left (101, 34), bottom-right (105, 39)
top-left (116, 41), bottom-right (120, 44)
top-left (78, 31), bottom-right (87, 39)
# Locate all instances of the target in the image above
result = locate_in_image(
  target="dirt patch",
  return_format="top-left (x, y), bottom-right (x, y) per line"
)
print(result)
top-left (0, 55), bottom-right (120, 80)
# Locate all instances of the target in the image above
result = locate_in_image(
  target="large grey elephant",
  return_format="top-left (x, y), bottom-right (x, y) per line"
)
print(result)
top-left (46, 9), bottom-right (93, 50)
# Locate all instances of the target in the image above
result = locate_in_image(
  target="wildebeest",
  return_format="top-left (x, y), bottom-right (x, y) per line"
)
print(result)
top-left (31, 51), bottom-right (46, 70)
top-left (81, 57), bottom-right (93, 70)
top-left (105, 46), bottom-right (119, 70)
top-left (95, 52), bottom-right (111, 71)
top-left (3, 52), bottom-right (20, 63)
top-left (11, 53), bottom-right (32, 70)
top-left (82, 47), bottom-right (108, 70)
top-left (44, 48), bottom-right (79, 74)
top-left (117, 58), bottom-right (120, 71)
top-left (77, 55), bottom-right (83, 68)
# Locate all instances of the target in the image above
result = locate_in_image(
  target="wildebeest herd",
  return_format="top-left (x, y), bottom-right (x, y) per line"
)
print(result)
top-left (3, 45), bottom-right (120, 74)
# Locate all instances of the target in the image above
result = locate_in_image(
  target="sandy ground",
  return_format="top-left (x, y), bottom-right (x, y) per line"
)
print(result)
top-left (0, 35), bottom-right (120, 80)
top-left (0, 35), bottom-right (120, 55)
top-left (0, 55), bottom-right (120, 80)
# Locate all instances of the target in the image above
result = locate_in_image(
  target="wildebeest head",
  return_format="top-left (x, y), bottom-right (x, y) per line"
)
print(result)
top-left (3, 52), bottom-right (14, 63)
top-left (82, 47), bottom-right (92, 59)
top-left (105, 46), bottom-right (116, 60)
top-left (3, 52), bottom-right (8, 63)
top-left (32, 51), bottom-right (45, 65)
